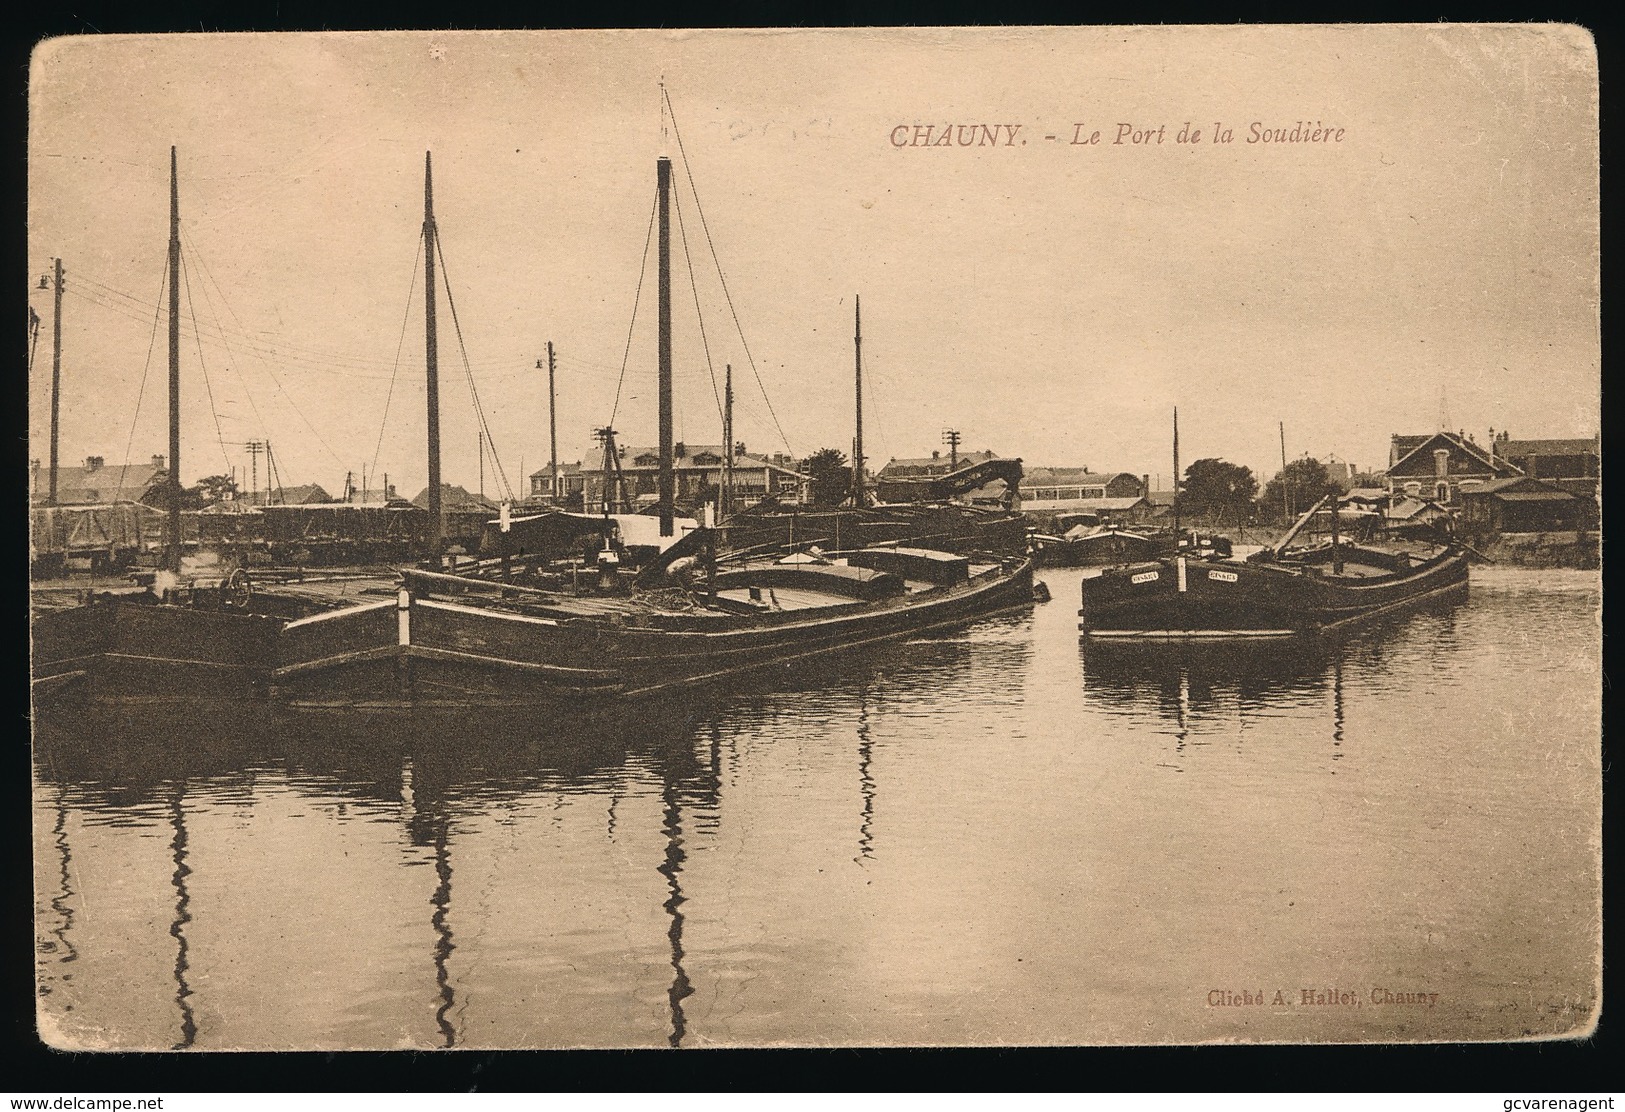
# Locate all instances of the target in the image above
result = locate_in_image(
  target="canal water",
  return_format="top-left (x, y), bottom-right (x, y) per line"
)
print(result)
top-left (31, 567), bottom-right (1600, 1048)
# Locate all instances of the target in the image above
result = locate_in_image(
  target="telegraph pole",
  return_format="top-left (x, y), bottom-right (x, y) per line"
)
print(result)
top-left (941, 428), bottom-right (961, 471)
top-left (545, 342), bottom-right (558, 499)
top-left (246, 440), bottom-right (265, 505)
top-left (48, 258), bottom-right (63, 505)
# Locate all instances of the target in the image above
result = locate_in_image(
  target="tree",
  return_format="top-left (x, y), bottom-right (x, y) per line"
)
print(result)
top-left (191, 473), bottom-right (240, 505)
top-left (1180, 458), bottom-right (1258, 525)
top-left (804, 447), bottom-right (853, 507)
top-left (1261, 457), bottom-right (1341, 521)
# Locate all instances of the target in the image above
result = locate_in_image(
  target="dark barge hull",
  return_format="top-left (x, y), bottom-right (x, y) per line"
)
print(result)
top-left (274, 559), bottom-right (1037, 707)
top-left (31, 594), bottom-right (284, 704)
top-left (1077, 549), bottom-right (1469, 640)
top-left (1033, 530), bottom-right (1173, 568)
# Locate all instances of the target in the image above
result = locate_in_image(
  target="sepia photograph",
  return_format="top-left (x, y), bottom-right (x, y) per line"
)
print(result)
top-left (27, 25), bottom-right (1600, 1050)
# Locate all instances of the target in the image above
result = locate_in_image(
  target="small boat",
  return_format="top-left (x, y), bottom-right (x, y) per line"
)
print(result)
top-left (1077, 493), bottom-right (1470, 640)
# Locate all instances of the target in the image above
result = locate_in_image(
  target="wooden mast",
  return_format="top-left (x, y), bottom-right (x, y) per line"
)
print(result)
top-left (1280, 421), bottom-right (1291, 519)
top-left (852, 295), bottom-right (866, 509)
top-left (1170, 406), bottom-right (1181, 541)
top-left (722, 364), bottom-right (734, 522)
top-left (1330, 473), bottom-right (1343, 574)
top-left (657, 156), bottom-right (674, 537)
top-left (48, 258), bottom-right (62, 506)
top-left (166, 147), bottom-right (182, 573)
top-left (423, 152), bottom-right (443, 559)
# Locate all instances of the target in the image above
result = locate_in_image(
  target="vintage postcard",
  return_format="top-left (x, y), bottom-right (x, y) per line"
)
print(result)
top-left (28, 25), bottom-right (1600, 1049)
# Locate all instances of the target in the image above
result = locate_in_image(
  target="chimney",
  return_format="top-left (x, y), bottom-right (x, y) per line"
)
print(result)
top-left (675, 441), bottom-right (686, 459)
top-left (931, 450), bottom-right (940, 460)
top-left (1142, 474), bottom-right (1151, 497)
top-left (84, 455), bottom-right (103, 472)
top-left (150, 454), bottom-right (164, 471)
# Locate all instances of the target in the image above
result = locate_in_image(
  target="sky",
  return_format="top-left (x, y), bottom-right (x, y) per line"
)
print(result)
top-left (26, 26), bottom-right (1599, 498)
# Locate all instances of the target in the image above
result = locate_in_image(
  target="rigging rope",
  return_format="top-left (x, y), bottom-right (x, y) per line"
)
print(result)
top-left (433, 229), bottom-right (515, 502)
top-left (609, 190), bottom-right (661, 428)
top-left (182, 228), bottom-right (281, 482)
top-left (175, 232), bottom-right (346, 474)
top-left (116, 262), bottom-right (169, 500)
top-left (671, 179), bottom-right (727, 431)
top-left (662, 87), bottom-right (794, 457)
top-left (176, 250), bottom-right (235, 476)
top-left (370, 235), bottom-right (423, 496)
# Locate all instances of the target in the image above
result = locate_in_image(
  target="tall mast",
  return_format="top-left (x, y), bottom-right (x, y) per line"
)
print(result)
top-left (657, 156), bottom-right (674, 537)
top-left (852, 295), bottom-right (866, 509)
top-left (423, 152), bottom-right (443, 558)
top-left (547, 340), bottom-right (558, 500)
top-left (48, 258), bottom-right (62, 505)
top-left (1279, 420), bottom-right (1290, 519)
top-left (166, 148), bottom-right (182, 573)
top-left (1171, 406), bottom-right (1181, 539)
top-left (722, 364), bottom-right (734, 522)
top-left (1329, 468), bottom-right (1343, 573)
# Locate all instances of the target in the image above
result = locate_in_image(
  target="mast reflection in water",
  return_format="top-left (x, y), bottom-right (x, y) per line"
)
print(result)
top-left (32, 569), bottom-right (1600, 1046)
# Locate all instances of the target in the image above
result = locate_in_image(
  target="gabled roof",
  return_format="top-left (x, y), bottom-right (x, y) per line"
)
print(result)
top-left (1023, 467), bottom-right (1138, 487)
top-left (1459, 475), bottom-right (1575, 499)
top-left (877, 450), bottom-right (1002, 477)
top-left (246, 483), bottom-right (333, 506)
top-left (1390, 434), bottom-right (1431, 460)
top-left (412, 484), bottom-right (499, 511)
top-left (1386, 431), bottom-right (1519, 478)
top-left (1385, 497), bottom-right (1451, 520)
top-left (527, 462), bottom-right (584, 481)
top-left (1498, 438), bottom-right (1599, 457)
top-left (35, 461), bottom-right (166, 504)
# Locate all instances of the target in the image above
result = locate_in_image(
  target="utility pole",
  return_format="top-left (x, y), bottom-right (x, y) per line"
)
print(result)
top-left (545, 342), bottom-right (558, 500)
top-left (941, 428), bottom-right (961, 471)
top-left (246, 440), bottom-right (265, 505)
top-left (47, 258), bottom-right (63, 505)
top-left (478, 429), bottom-right (485, 501)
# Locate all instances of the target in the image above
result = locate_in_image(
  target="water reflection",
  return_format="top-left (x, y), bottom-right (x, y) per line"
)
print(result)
top-left (167, 790), bottom-right (196, 1050)
top-left (31, 579), bottom-right (1599, 1047)
top-left (32, 630), bottom-right (987, 1050)
top-left (1081, 636), bottom-right (1333, 720)
top-left (658, 778), bottom-right (693, 1047)
top-left (855, 689), bottom-right (875, 863)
